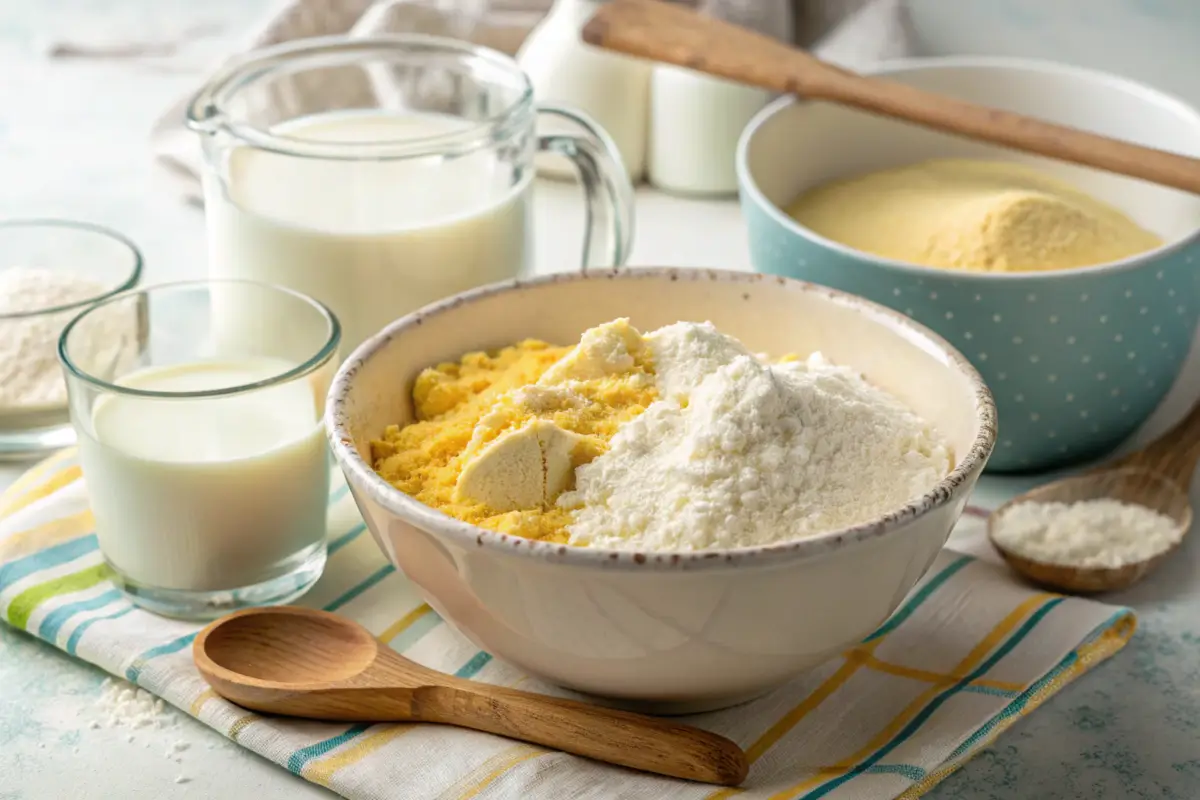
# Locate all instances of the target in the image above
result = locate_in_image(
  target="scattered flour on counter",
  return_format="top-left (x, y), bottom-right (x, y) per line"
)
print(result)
top-left (87, 677), bottom-right (206, 789)
top-left (94, 678), bottom-right (177, 730)
top-left (991, 498), bottom-right (1181, 569)
top-left (560, 323), bottom-right (953, 551)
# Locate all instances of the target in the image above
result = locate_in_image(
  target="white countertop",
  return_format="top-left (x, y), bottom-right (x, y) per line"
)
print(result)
top-left (1, 2), bottom-right (1198, 798)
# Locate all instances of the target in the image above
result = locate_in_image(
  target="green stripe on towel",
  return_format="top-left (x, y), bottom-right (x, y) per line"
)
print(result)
top-left (6, 562), bottom-right (110, 629)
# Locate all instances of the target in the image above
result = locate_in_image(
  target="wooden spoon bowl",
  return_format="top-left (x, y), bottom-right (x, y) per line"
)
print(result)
top-left (987, 468), bottom-right (1190, 594)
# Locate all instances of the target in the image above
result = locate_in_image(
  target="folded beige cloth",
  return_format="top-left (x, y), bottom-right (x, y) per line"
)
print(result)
top-left (149, 0), bottom-right (911, 204)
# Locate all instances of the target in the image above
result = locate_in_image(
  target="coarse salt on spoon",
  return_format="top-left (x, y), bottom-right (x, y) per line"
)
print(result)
top-left (582, 0), bottom-right (1200, 196)
top-left (987, 400), bottom-right (1200, 594)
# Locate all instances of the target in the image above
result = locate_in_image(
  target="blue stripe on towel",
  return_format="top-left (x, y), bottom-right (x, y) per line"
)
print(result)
top-left (328, 523), bottom-right (366, 556)
top-left (0, 534), bottom-right (98, 591)
top-left (38, 587), bottom-right (122, 643)
top-left (286, 724), bottom-right (371, 775)
top-left (866, 764), bottom-right (927, 780)
top-left (455, 651), bottom-right (493, 680)
top-left (324, 565), bottom-right (394, 612)
top-left (944, 610), bottom-right (1132, 763)
top-left (66, 605), bottom-right (134, 655)
top-left (126, 632), bottom-right (198, 683)
top-left (863, 554), bottom-right (971, 643)
top-left (962, 684), bottom-right (1020, 698)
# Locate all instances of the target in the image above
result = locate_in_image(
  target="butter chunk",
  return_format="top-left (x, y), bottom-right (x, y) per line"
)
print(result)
top-left (455, 419), bottom-right (586, 511)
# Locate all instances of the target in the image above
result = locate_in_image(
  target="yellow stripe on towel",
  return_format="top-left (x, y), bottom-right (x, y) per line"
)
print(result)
top-left (0, 510), bottom-right (94, 562)
top-left (894, 613), bottom-right (1135, 800)
top-left (454, 745), bottom-right (548, 800)
top-left (303, 725), bottom-right (415, 787)
top-left (751, 649), bottom-right (873, 764)
top-left (379, 603), bottom-right (432, 643)
top-left (0, 464), bottom-right (82, 520)
top-left (0, 448), bottom-right (77, 515)
top-left (190, 689), bottom-right (217, 717)
top-left (863, 654), bottom-right (1026, 694)
top-left (228, 714), bottom-right (258, 742)
top-left (767, 593), bottom-right (1056, 800)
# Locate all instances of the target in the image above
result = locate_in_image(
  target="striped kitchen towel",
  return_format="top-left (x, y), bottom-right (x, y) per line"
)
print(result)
top-left (0, 448), bottom-right (1135, 800)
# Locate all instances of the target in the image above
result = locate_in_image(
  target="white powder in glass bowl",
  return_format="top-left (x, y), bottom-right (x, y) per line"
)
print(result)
top-left (0, 267), bottom-right (138, 414)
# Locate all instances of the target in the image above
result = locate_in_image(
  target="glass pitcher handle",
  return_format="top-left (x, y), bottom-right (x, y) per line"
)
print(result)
top-left (535, 105), bottom-right (635, 270)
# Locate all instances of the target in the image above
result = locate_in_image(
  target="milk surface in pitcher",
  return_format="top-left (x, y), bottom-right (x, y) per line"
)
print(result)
top-left (204, 110), bottom-right (534, 353)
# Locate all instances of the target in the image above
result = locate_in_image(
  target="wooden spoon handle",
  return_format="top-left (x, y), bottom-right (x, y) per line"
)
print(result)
top-left (1101, 399), bottom-right (1200, 487)
top-left (804, 75), bottom-right (1200, 195)
top-left (583, 0), bottom-right (1200, 195)
top-left (412, 685), bottom-right (748, 786)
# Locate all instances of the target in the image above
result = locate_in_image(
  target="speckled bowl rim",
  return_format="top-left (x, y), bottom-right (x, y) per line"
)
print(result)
top-left (736, 55), bottom-right (1200, 283)
top-left (326, 267), bottom-right (997, 571)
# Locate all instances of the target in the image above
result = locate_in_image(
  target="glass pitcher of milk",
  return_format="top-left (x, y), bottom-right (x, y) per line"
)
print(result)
top-left (187, 35), bottom-right (634, 354)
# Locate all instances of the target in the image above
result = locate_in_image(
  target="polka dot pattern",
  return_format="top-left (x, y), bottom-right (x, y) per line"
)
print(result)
top-left (743, 200), bottom-right (1200, 472)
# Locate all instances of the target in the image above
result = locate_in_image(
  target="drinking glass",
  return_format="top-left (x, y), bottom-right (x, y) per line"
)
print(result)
top-left (59, 280), bottom-right (340, 619)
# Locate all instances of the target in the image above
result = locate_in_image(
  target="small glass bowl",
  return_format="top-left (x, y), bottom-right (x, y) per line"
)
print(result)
top-left (0, 220), bottom-right (143, 460)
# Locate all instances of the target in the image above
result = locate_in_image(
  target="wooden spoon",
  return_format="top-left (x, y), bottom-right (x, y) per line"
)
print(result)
top-left (582, 0), bottom-right (1200, 196)
top-left (987, 400), bottom-right (1200, 594)
top-left (193, 605), bottom-right (749, 786)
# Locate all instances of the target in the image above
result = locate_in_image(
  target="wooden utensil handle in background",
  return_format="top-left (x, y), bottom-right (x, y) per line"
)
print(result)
top-left (1102, 399), bottom-right (1200, 487)
top-left (811, 73), bottom-right (1200, 195)
top-left (583, 0), bottom-right (1200, 195)
top-left (412, 685), bottom-right (749, 786)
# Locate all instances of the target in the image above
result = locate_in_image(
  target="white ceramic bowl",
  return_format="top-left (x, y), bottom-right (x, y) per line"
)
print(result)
top-left (327, 268), bottom-right (996, 712)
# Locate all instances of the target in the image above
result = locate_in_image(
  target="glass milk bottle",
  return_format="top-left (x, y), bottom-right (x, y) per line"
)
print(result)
top-left (187, 35), bottom-right (634, 355)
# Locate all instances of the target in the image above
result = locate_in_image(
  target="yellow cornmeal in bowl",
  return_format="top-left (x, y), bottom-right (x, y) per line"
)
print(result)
top-left (369, 318), bottom-right (954, 549)
top-left (785, 158), bottom-right (1162, 273)
top-left (370, 320), bottom-right (658, 543)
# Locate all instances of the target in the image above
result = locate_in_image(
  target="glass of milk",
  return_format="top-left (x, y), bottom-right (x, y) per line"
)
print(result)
top-left (59, 280), bottom-right (340, 620)
top-left (187, 35), bottom-right (635, 355)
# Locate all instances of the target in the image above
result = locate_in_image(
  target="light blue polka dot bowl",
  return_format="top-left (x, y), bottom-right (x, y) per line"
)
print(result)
top-left (737, 57), bottom-right (1200, 473)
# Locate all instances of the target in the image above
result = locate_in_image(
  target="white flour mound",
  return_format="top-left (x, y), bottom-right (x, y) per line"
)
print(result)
top-left (991, 498), bottom-right (1181, 569)
top-left (560, 322), bottom-right (952, 551)
top-left (644, 320), bottom-right (754, 400)
top-left (0, 268), bottom-right (138, 411)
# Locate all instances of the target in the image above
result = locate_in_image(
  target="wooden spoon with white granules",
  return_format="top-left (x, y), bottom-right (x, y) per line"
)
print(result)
top-left (987, 400), bottom-right (1200, 594)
